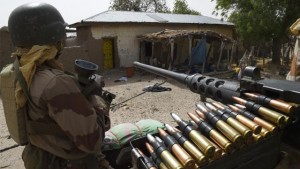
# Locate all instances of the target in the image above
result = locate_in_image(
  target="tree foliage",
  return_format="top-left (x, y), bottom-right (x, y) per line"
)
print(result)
top-left (172, 0), bottom-right (200, 15)
top-left (213, 0), bottom-right (300, 64)
top-left (110, 0), bottom-right (170, 13)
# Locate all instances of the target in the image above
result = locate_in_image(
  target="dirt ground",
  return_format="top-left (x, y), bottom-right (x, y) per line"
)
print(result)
top-left (0, 63), bottom-right (294, 168)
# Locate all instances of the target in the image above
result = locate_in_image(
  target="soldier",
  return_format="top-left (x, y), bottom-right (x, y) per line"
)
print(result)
top-left (7, 2), bottom-right (113, 169)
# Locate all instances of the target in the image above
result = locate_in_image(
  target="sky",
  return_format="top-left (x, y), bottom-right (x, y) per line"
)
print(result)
top-left (0, 0), bottom-right (219, 28)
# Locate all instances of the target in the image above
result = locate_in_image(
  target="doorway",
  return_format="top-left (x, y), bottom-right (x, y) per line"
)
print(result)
top-left (103, 38), bottom-right (115, 70)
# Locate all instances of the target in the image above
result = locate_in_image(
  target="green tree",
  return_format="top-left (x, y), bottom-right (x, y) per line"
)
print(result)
top-left (110, 0), bottom-right (170, 13)
top-left (172, 0), bottom-right (200, 15)
top-left (213, 0), bottom-right (300, 64)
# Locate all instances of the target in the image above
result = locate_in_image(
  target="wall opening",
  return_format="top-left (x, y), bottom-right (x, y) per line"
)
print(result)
top-left (102, 38), bottom-right (115, 70)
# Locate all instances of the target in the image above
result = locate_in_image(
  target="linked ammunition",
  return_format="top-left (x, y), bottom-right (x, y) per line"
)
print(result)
top-left (158, 128), bottom-right (196, 169)
top-left (136, 148), bottom-right (158, 169)
top-left (196, 104), bottom-right (243, 148)
top-left (145, 143), bottom-right (169, 169)
top-left (189, 120), bottom-right (224, 159)
top-left (244, 93), bottom-right (295, 115)
top-left (165, 124), bottom-right (208, 167)
top-left (147, 134), bottom-right (183, 169)
top-left (232, 97), bottom-right (285, 126)
top-left (205, 102), bottom-right (253, 142)
top-left (188, 112), bottom-right (234, 154)
top-left (211, 102), bottom-right (262, 135)
top-left (171, 113), bottom-right (216, 158)
top-left (229, 104), bottom-right (277, 134)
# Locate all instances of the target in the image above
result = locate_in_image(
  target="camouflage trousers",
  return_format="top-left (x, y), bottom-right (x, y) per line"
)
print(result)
top-left (22, 144), bottom-right (100, 169)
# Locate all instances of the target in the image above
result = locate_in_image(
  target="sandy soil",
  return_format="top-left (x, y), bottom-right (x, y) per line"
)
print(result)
top-left (0, 68), bottom-right (203, 168)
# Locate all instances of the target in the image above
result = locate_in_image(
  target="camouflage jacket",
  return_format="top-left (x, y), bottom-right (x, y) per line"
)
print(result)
top-left (27, 65), bottom-right (110, 160)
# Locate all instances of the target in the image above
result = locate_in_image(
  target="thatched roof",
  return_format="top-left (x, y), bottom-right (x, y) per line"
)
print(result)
top-left (137, 29), bottom-right (233, 43)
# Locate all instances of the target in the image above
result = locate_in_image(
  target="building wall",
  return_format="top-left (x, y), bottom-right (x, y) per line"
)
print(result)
top-left (0, 27), bottom-right (14, 70)
top-left (84, 23), bottom-right (234, 68)
top-left (0, 23), bottom-right (234, 72)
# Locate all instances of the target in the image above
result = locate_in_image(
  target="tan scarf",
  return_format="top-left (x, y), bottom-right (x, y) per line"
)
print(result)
top-left (13, 45), bottom-right (64, 108)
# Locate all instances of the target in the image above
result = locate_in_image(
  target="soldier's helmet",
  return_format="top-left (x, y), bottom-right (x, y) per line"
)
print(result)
top-left (8, 2), bottom-right (67, 47)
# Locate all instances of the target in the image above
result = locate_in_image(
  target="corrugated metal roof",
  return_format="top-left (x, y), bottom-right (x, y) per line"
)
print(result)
top-left (81, 10), bottom-right (234, 25)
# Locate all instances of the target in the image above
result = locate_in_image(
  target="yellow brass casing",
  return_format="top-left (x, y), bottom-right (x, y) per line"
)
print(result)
top-left (209, 129), bottom-right (234, 153)
top-left (270, 99), bottom-right (295, 115)
top-left (159, 163), bottom-right (169, 169)
top-left (282, 114), bottom-right (292, 125)
top-left (206, 138), bottom-right (223, 160)
top-left (171, 144), bottom-right (195, 169)
top-left (160, 150), bottom-right (184, 169)
top-left (182, 140), bottom-right (208, 167)
top-left (215, 120), bottom-right (243, 148)
top-left (253, 134), bottom-right (263, 142)
top-left (236, 115), bottom-right (262, 134)
top-left (189, 130), bottom-right (215, 158)
top-left (254, 117), bottom-right (277, 133)
top-left (226, 118), bottom-right (253, 141)
top-left (260, 127), bottom-right (271, 138)
top-left (258, 107), bottom-right (285, 125)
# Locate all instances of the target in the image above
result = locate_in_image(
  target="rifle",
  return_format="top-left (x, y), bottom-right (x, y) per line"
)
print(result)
top-left (133, 61), bottom-right (300, 150)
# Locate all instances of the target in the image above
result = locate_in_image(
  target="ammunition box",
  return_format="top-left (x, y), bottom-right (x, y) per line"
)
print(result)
top-left (131, 132), bottom-right (281, 169)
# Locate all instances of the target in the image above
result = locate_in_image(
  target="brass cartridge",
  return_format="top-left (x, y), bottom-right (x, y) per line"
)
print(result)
top-left (188, 112), bottom-right (234, 154)
top-left (212, 102), bottom-right (262, 135)
top-left (229, 105), bottom-right (278, 133)
top-left (232, 97), bottom-right (285, 126)
top-left (259, 127), bottom-right (271, 138)
top-left (259, 106), bottom-right (285, 125)
top-left (252, 134), bottom-right (263, 142)
top-left (189, 130), bottom-right (215, 158)
top-left (205, 103), bottom-right (253, 141)
top-left (171, 113), bottom-right (215, 158)
top-left (196, 104), bottom-right (243, 148)
top-left (147, 134), bottom-right (183, 169)
top-left (158, 128), bottom-right (196, 169)
top-left (165, 124), bottom-right (208, 167)
top-left (215, 120), bottom-right (243, 148)
top-left (145, 143), bottom-right (169, 169)
top-left (205, 138), bottom-right (223, 160)
top-left (244, 93), bottom-right (295, 115)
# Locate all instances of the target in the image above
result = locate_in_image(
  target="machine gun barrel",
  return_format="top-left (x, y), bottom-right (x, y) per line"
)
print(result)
top-left (133, 61), bottom-right (240, 104)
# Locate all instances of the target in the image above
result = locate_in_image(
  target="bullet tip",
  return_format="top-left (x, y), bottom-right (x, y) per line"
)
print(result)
top-left (244, 93), bottom-right (256, 97)
top-left (196, 103), bottom-right (208, 112)
top-left (155, 136), bottom-right (163, 143)
top-left (232, 96), bottom-right (246, 104)
top-left (205, 102), bottom-right (217, 111)
top-left (146, 134), bottom-right (155, 143)
top-left (234, 104), bottom-right (246, 109)
top-left (170, 113), bottom-right (181, 123)
top-left (157, 127), bottom-right (167, 136)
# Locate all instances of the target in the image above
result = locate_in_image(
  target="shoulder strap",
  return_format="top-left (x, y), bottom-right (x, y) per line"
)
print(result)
top-left (13, 59), bottom-right (66, 137)
top-left (13, 59), bottom-right (39, 109)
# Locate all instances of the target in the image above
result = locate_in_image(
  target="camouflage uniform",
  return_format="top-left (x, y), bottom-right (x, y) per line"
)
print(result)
top-left (22, 65), bottom-right (111, 169)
